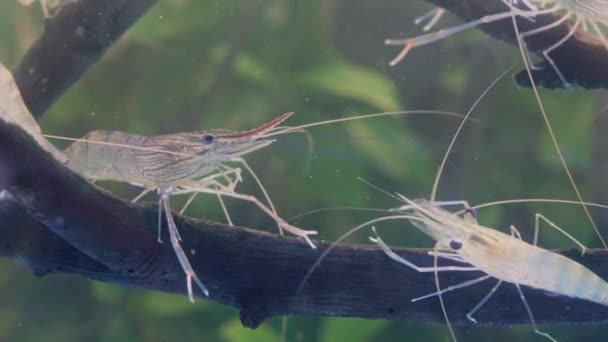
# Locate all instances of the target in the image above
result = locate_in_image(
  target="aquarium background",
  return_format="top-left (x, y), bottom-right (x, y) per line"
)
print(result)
top-left (0, 0), bottom-right (607, 341)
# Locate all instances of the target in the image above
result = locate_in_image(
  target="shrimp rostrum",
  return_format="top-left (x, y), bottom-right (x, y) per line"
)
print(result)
top-left (368, 194), bottom-right (608, 342)
top-left (57, 112), bottom-right (317, 302)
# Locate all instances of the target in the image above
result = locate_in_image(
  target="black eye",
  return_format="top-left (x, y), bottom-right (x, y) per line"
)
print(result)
top-left (449, 240), bottom-right (462, 250)
top-left (201, 134), bottom-right (214, 144)
top-left (464, 208), bottom-right (477, 218)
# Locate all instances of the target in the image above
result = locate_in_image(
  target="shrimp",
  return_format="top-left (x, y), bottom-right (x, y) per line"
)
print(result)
top-left (367, 195), bottom-right (608, 342)
top-left (52, 112), bottom-right (317, 302)
top-left (44, 109), bottom-right (468, 303)
top-left (287, 68), bottom-right (606, 341)
top-left (385, 1), bottom-right (608, 252)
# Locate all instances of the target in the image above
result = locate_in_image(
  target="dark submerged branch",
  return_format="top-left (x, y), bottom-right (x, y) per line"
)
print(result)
top-left (13, 0), bottom-right (157, 118)
top-left (425, 0), bottom-right (608, 89)
top-left (2, 121), bottom-right (608, 330)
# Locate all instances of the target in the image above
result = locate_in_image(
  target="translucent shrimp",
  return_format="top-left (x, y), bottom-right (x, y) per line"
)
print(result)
top-left (368, 195), bottom-right (608, 342)
top-left (44, 109), bottom-right (468, 302)
top-left (280, 67), bottom-right (509, 342)
top-left (287, 68), bottom-right (606, 341)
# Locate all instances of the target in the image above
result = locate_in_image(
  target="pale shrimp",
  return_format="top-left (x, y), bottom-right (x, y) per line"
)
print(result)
top-left (367, 194), bottom-right (608, 342)
top-left (43, 109), bottom-right (468, 302)
top-left (385, 1), bottom-right (608, 252)
top-left (288, 68), bottom-right (607, 341)
top-left (279, 66), bottom-right (509, 342)
top-left (17, 0), bottom-right (80, 18)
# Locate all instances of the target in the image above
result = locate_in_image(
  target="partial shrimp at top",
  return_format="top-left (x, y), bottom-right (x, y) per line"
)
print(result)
top-left (386, 1), bottom-right (608, 86)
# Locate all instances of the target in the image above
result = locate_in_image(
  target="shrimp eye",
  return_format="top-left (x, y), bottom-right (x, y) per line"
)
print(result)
top-left (201, 134), bottom-right (215, 144)
top-left (464, 208), bottom-right (477, 218)
top-left (449, 240), bottom-right (463, 250)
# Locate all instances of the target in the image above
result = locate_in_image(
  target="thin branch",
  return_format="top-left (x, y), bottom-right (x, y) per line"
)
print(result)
top-left (13, 0), bottom-right (157, 118)
top-left (1, 121), bottom-right (608, 330)
top-left (425, 0), bottom-right (608, 89)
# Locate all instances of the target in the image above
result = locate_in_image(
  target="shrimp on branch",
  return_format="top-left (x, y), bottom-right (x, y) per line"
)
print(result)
top-left (45, 109), bottom-right (468, 302)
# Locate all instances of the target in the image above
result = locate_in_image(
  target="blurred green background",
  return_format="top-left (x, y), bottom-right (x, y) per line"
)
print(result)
top-left (1, 0), bottom-right (608, 341)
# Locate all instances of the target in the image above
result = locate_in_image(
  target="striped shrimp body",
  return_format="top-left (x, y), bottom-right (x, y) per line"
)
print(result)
top-left (369, 195), bottom-right (608, 341)
top-left (56, 112), bottom-right (318, 302)
top-left (62, 129), bottom-right (269, 187)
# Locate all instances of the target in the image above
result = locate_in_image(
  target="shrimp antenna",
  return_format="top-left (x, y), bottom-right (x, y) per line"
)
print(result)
top-left (356, 176), bottom-right (403, 202)
top-left (286, 206), bottom-right (392, 222)
top-left (430, 65), bottom-right (514, 201)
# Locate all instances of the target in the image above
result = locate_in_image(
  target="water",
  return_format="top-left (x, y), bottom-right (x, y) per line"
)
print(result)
top-left (1, 0), bottom-right (607, 341)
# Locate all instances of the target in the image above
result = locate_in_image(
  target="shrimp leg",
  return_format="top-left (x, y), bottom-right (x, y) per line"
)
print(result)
top-left (178, 166), bottom-right (241, 215)
top-left (464, 225), bottom-right (518, 323)
top-left (414, 8), bottom-right (446, 32)
top-left (516, 284), bottom-right (558, 342)
top-left (466, 280), bottom-right (503, 323)
top-left (427, 250), bottom-right (468, 263)
top-left (132, 189), bottom-right (152, 203)
top-left (232, 157), bottom-right (282, 235)
top-left (370, 229), bottom-right (479, 272)
top-left (159, 186), bottom-right (209, 302)
top-left (534, 213), bottom-right (587, 254)
top-left (540, 18), bottom-right (582, 87)
top-left (385, 8), bottom-right (543, 66)
top-left (590, 22), bottom-right (608, 52)
top-left (411, 275), bottom-right (492, 303)
top-left (511, 224), bottom-right (557, 342)
top-left (177, 187), bottom-right (318, 248)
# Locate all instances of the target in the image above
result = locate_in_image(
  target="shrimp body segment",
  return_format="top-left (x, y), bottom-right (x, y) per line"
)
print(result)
top-left (456, 220), bottom-right (608, 305)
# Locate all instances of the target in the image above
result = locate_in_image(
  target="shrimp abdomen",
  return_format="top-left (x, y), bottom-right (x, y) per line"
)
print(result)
top-left (64, 130), bottom-right (142, 183)
top-left (523, 248), bottom-right (608, 306)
